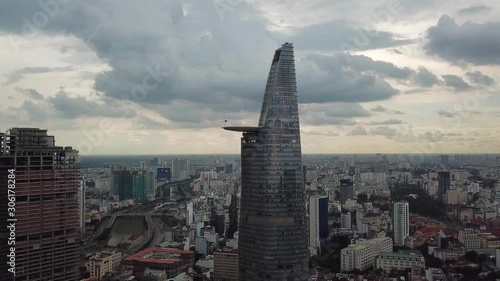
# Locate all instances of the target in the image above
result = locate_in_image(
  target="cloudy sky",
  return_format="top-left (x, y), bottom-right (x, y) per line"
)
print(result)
top-left (0, 0), bottom-right (499, 155)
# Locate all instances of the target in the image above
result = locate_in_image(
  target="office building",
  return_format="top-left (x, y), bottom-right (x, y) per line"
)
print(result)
top-left (309, 195), bottom-right (329, 247)
top-left (340, 179), bottom-right (354, 205)
top-left (223, 43), bottom-right (309, 280)
top-left (226, 184), bottom-right (239, 239)
top-left (393, 201), bottom-right (410, 246)
top-left (438, 171), bottom-right (451, 200)
top-left (172, 158), bottom-right (189, 179)
top-left (213, 249), bottom-right (239, 281)
top-left (0, 128), bottom-right (80, 281)
top-left (356, 237), bottom-right (393, 255)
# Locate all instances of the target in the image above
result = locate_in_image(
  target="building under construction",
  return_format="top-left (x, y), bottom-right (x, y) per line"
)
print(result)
top-left (0, 128), bottom-right (80, 281)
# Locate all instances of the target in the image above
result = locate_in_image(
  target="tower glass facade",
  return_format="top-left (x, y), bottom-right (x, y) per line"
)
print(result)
top-left (224, 43), bottom-right (309, 280)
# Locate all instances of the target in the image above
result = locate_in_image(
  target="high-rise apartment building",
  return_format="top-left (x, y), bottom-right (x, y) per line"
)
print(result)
top-left (0, 128), bottom-right (80, 281)
top-left (393, 201), bottom-right (410, 246)
top-left (223, 43), bottom-right (309, 280)
top-left (78, 179), bottom-right (86, 235)
top-left (186, 201), bottom-right (194, 225)
top-left (309, 195), bottom-right (329, 248)
top-left (172, 159), bottom-right (189, 179)
top-left (111, 164), bottom-right (148, 202)
top-left (339, 179), bottom-right (354, 205)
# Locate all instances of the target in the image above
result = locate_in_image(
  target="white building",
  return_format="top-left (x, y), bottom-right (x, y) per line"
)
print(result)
top-left (341, 212), bottom-right (352, 229)
top-left (393, 201), bottom-right (409, 246)
top-left (340, 244), bottom-right (375, 272)
top-left (356, 237), bottom-right (393, 255)
top-left (375, 252), bottom-right (424, 271)
top-left (458, 229), bottom-right (481, 250)
top-left (186, 201), bottom-right (194, 225)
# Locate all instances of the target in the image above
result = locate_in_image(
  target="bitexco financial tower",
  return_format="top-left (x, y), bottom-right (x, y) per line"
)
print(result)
top-left (224, 43), bottom-right (309, 280)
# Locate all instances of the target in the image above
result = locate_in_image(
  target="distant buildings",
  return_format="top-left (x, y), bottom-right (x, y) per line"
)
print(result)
top-left (223, 43), bottom-right (309, 280)
top-left (309, 195), bottom-right (329, 248)
top-left (393, 201), bottom-right (410, 246)
top-left (0, 128), bottom-right (80, 281)
top-left (340, 179), bottom-right (354, 205)
top-left (111, 164), bottom-right (152, 202)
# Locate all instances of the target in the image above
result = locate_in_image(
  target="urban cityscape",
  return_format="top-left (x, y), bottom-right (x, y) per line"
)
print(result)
top-left (1, 1), bottom-right (500, 281)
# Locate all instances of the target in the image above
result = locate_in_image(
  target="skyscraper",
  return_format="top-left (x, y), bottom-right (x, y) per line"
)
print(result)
top-left (339, 179), bottom-right (354, 205)
top-left (393, 201), bottom-right (410, 246)
top-left (438, 171), bottom-right (451, 201)
top-left (223, 43), bottom-right (309, 280)
top-left (0, 128), bottom-right (80, 281)
top-left (309, 195), bottom-right (329, 248)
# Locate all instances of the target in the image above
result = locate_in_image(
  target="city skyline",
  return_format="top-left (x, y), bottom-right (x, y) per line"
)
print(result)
top-left (0, 1), bottom-right (500, 154)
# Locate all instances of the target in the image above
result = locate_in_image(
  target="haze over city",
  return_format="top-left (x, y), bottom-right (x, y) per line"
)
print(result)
top-left (1, 0), bottom-right (500, 154)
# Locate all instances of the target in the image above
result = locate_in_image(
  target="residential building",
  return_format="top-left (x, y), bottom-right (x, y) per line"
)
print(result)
top-left (172, 159), bottom-right (189, 180)
top-left (223, 43), bottom-right (309, 280)
top-left (393, 201), bottom-right (409, 246)
top-left (341, 212), bottom-right (352, 229)
top-left (458, 229), bottom-right (481, 250)
top-left (88, 252), bottom-right (120, 281)
top-left (0, 128), bottom-right (80, 281)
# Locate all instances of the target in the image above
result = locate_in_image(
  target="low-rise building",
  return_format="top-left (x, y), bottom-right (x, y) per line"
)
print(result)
top-left (88, 253), bottom-right (113, 281)
top-left (375, 252), bottom-right (424, 271)
top-left (458, 229), bottom-right (481, 250)
top-left (123, 248), bottom-right (194, 279)
top-left (341, 244), bottom-right (375, 272)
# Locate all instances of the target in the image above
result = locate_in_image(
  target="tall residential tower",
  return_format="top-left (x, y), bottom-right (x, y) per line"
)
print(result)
top-left (224, 43), bottom-right (309, 280)
top-left (393, 201), bottom-right (410, 246)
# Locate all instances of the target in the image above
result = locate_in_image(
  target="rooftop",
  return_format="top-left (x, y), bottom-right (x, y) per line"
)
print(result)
top-left (124, 248), bottom-right (193, 265)
top-left (223, 126), bottom-right (262, 132)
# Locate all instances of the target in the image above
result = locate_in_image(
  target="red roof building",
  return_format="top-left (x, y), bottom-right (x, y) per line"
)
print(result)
top-left (123, 248), bottom-right (194, 279)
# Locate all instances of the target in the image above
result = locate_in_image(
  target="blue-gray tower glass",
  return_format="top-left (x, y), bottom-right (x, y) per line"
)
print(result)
top-left (224, 43), bottom-right (309, 281)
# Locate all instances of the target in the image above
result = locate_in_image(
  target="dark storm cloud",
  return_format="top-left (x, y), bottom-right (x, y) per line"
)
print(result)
top-left (456, 5), bottom-right (491, 15)
top-left (424, 15), bottom-right (500, 65)
top-left (466, 71), bottom-right (495, 86)
top-left (441, 74), bottom-right (471, 91)
top-left (341, 54), bottom-right (414, 79)
top-left (0, 1), bottom-right (431, 126)
top-left (4, 66), bottom-right (73, 85)
top-left (300, 54), bottom-right (399, 103)
top-left (282, 21), bottom-right (416, 52)
top-left (414, 67), bottom-right (441, 87)
top-left (15, 88), bottom-right (44, 100)
top-left (48, 90), bottom-right (137, 119)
